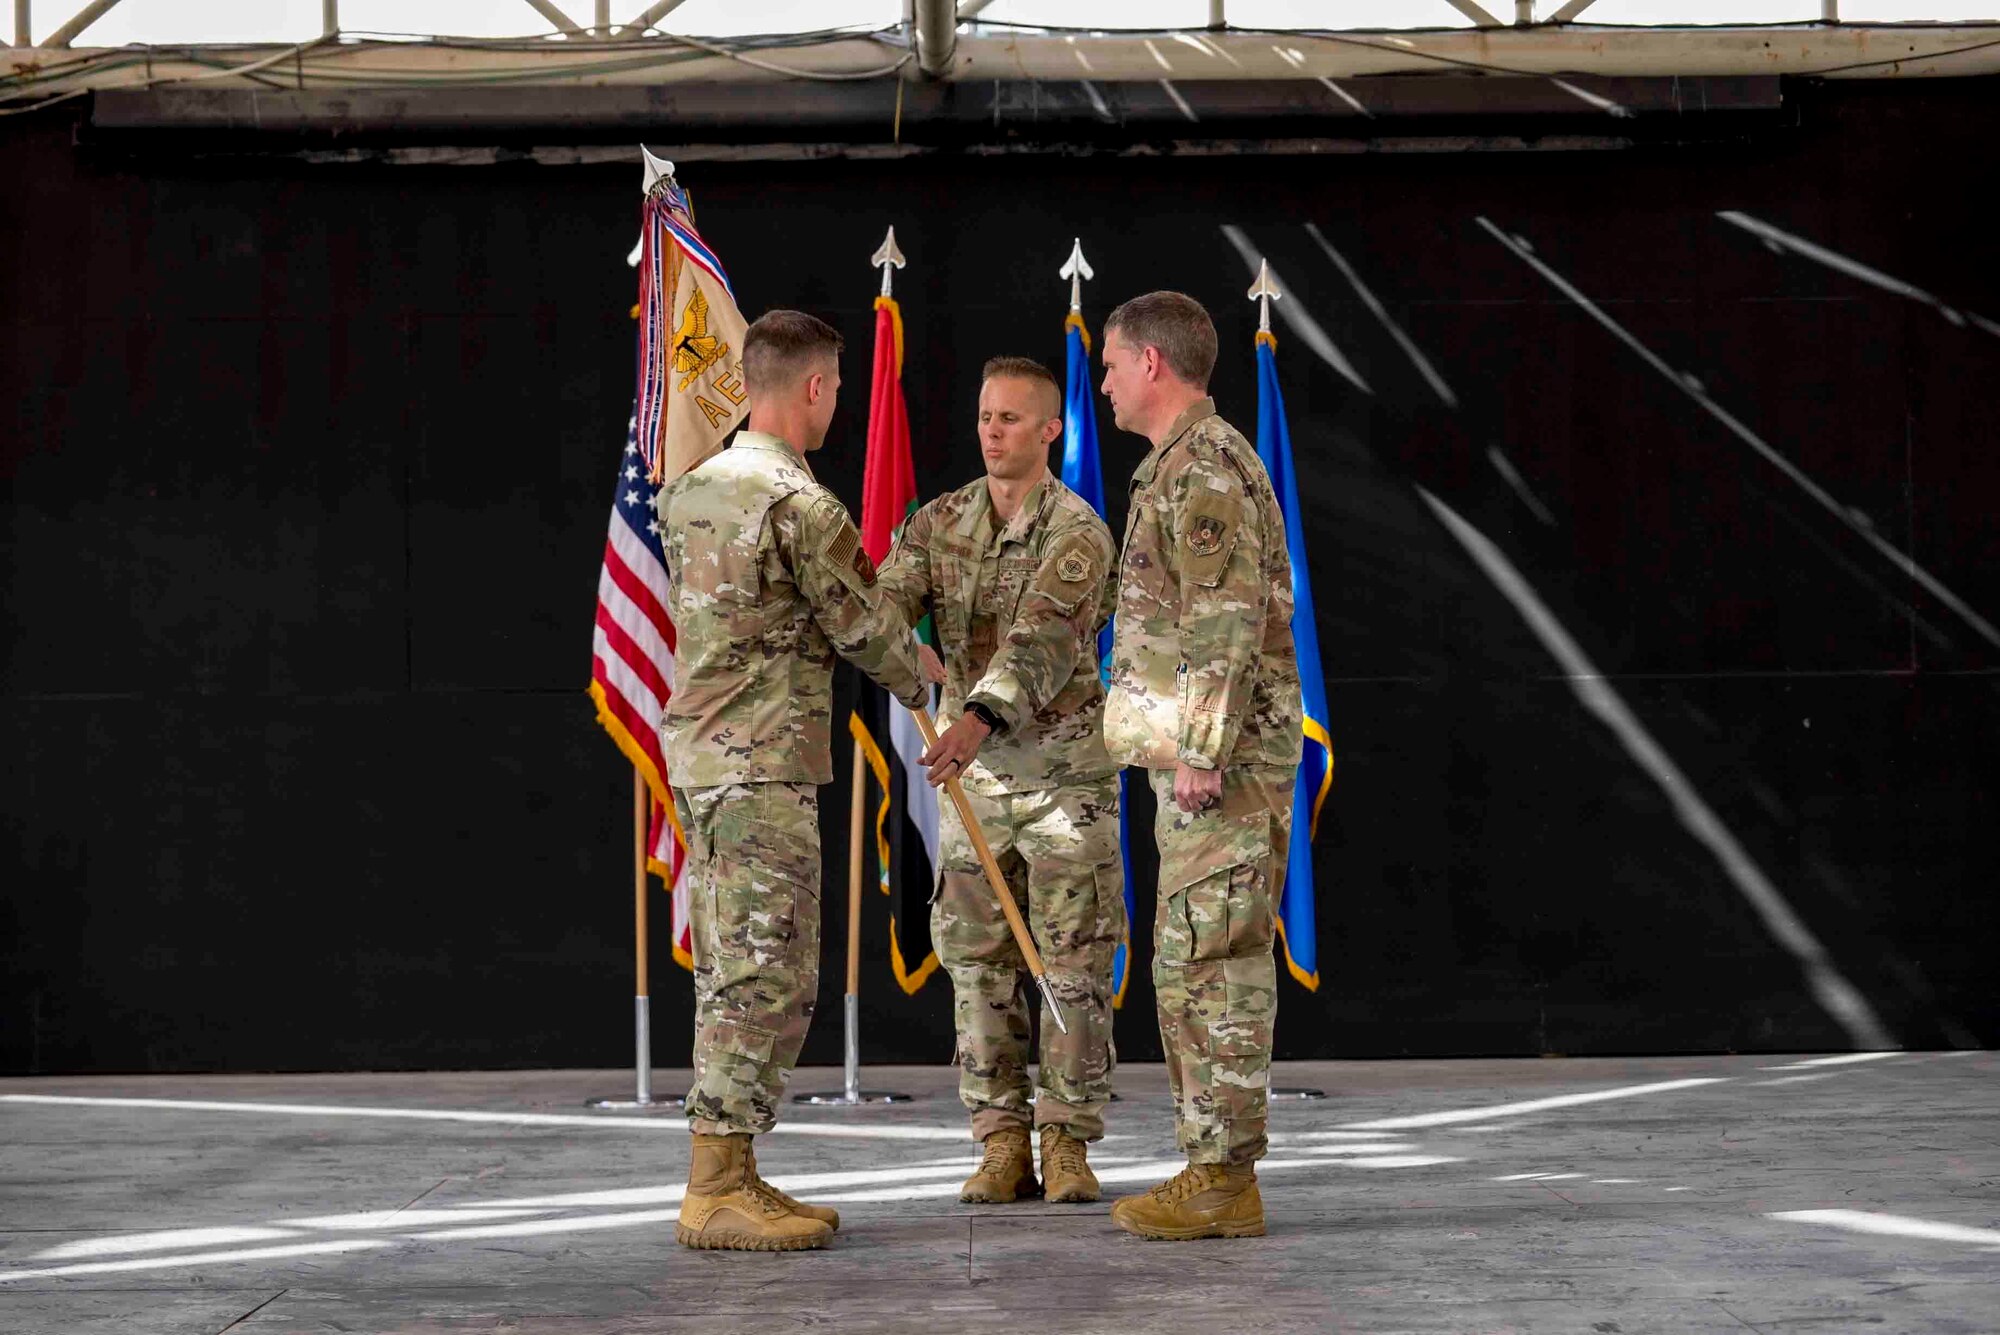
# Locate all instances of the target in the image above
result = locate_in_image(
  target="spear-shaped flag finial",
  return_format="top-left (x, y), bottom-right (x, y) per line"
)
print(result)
top-left (1059, 236), bottom-right (1095, 314)
top-left (640, 145), bottom-right (676, 197)
top-left (872, 226), bottom-right (907, 299)
top-left (1247, 257), bottom-right (1282, 335)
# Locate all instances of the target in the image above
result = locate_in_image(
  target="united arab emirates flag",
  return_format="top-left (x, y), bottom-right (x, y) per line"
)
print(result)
top-left (850, 292), bottom-right (942, 995)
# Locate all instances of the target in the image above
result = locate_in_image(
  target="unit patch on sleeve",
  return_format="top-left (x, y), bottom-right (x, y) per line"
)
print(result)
top-left (1187, 513), bottom-right (1228, 557)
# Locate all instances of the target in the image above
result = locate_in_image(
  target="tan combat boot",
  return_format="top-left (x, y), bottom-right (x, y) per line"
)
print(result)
top-left (744, 1140), bottom-right (839, 1232)
top-left (959, 1125), bottom-right (1041, 1203)
top-left (1109, 1162), bottom-right (1264, 1241)
top-left (676, 1133), bottom-right (833, 1251)
top-left (1038, 1125), bottom-right (1101, 1204)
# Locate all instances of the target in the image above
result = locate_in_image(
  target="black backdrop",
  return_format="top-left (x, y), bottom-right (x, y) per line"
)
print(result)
top-left (4, 79), bottom-right (1995, 1075)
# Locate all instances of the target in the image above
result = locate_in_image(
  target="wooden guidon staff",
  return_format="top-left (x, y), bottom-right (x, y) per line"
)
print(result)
top-left (911, 709), bottom-right (1068, 1035)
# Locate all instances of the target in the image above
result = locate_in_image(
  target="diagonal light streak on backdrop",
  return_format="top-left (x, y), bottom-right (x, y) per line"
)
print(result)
top-left (1717, 211), bottom-right (2000, 341)
top-left (1416, 486), bottom-right (1895, 1051)
top-left (1304, 221), bottom-right (1459, 409)
top-left (1477, 215), bottom-right (2000, 652)
top-left (1220, 224), bottom-right (1372, 395)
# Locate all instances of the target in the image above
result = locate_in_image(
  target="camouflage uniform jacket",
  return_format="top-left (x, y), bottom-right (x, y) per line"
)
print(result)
top-left (1104, 398), bottom-right (1303, 772)
top-left (876, 471), bottom-right (1118, 796)
top-left (657, 431), bottom-right (928, 787)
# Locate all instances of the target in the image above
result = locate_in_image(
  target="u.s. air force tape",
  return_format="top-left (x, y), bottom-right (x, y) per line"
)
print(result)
top-left (821, 517), bottom-right (876, 587)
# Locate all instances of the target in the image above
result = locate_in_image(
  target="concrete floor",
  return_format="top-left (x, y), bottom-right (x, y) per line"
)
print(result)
top-left (0, 1052), bottom-right (1994, 1334)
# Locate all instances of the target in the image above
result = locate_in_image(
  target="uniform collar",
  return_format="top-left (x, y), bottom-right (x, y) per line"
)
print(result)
top-left (1161, 396), bottom-right (1217, 452)
top-left (731, 430), bottom-right (815, 479)
top-left (1133, 397), bottom-right (1216, 489)
top-left (953, 470), bottom-right (1053, 550)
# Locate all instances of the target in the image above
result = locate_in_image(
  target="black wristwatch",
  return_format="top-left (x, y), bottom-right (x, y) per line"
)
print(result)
top-left (965, 701), bottom-right (1006, 735)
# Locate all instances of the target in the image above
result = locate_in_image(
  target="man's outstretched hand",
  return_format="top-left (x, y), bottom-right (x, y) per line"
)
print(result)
top-left (921, 711), bottom-right (992, 787)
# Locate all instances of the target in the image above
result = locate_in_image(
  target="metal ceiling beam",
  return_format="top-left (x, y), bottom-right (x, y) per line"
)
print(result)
top-left (1445, 0), bottom-right (1502, 27)
top-left (41, 0), bottom-right (123, 48)
top-left (621, 0), bottom-right (689, 38)
top-left (915, 0), bottom-right (954, 77)
top-left (521, 0), bottom-right (583, 38)
top-left (11, 24), bottom-right (2000, 84)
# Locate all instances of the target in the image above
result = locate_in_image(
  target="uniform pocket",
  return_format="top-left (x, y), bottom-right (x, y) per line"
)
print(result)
top-left (708, 804), bottom-right (819, 954)
top-left (1180, 862), bottom-right (1274, 963)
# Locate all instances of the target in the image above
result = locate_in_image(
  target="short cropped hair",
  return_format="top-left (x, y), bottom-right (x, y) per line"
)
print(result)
top-left (980, 355), bottom-right (1062, 418)
top-left (1104, 290), bottom-right (1218, 389)
top-left (743, 309), bottom-right (843, 397)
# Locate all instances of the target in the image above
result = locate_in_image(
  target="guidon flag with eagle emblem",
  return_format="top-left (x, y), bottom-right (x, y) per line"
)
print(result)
top-left (633, 149), bottom-right (750, 487)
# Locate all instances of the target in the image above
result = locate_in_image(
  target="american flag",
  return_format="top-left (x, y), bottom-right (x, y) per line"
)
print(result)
top-left (588, 411), bottom-right (692, 969)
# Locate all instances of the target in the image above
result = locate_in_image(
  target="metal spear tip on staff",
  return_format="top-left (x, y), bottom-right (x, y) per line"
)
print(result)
top-left (910, 709), bottom-right (1069, 1036)
top-left (872, 225), bottom-right (906, 298)
top-left (1059, 236), bottom-right (1094, 313)
top-left (1247, 256), bottom-right (1282, 333)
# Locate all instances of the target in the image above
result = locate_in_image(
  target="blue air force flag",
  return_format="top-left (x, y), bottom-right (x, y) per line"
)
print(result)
top-left (1254, 330), bottom-right (1330, 990)
top-left (1061, 311), bottom-right (1137, 1008)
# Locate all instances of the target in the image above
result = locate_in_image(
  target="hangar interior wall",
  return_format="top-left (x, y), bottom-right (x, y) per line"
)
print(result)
top-left (3, 79), bottom-right (1995, 1074)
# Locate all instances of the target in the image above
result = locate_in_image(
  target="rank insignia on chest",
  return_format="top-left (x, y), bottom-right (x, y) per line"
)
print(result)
top-left (1057, 549), bottom-right (1091, 583)
top-left (1187, 515), bottom-right (1227, 557)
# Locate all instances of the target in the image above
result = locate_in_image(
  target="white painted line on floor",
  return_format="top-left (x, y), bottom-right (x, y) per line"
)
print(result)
top-left (0, 1239), bottom-right (390, 1285)
top-left (1269, 1131), bottom-right (1401, 1140)
top-left (1759, 1052), bottom-right (1905, 1070)
top-left (1769, 1209), bottom-right (2000, 1250)
top-left (1342, 1074), bottom-right (1729, 1131)
top-left (1291, 1143), bottom-right (1422, 1157)
top-left (1532, 1173), bottom-right (1586, 1181)
top-left (1220, 224), bottom-right (1373, 395)
top-left (411, 1207), bottom-right (685, 1241)
top-left (1755, 1074), bottom-right (1840, 1086)
top-left (1664, 1187), bottom-right (1694, 1192)
top-left (1491, 1172), bottom-right (1560, 1181)
top-left (36, 1224), bottom-right (300, 1261)
top-left (291, 1207), bottom-right (554, 1230)
top-left (0, 1094), bottom-right (964, 1140)
top-left (1593, 1179), bottom-right (1642, 1184)
top-left (1482, 212), bottom-right (2000, 659)
top-left (1419, 484), bottom-right (1896, 1052)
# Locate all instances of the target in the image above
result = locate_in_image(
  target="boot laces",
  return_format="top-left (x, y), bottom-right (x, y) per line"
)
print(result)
top-left (735, 1146), bottom-right (794, 1216)
top-left (1151, 1164), bottom-right (1215, 1204)
top-left (1045, 1132), bottom-right (1088, 1177)
top-left (978, 1135), bottom-right (1021, 1177)
top-left (745, 1178), bottom-right (794, 1217)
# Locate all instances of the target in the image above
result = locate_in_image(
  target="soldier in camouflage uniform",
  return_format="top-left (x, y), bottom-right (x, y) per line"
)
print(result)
top-left (875, 357), bottom-right (1124, 1206)
top-left (658, 310), bottom-right (929, 1252)
top-left (1096, 292), bottom-right (1303, 1241)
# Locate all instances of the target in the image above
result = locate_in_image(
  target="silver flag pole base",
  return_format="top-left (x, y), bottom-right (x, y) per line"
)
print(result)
top-left (793, 993), bottom-right (910, 1105)
top-left (1271, 1087), bottom-right (1328, 1100)
top-left (586, 995), bottom-right (685, 1110)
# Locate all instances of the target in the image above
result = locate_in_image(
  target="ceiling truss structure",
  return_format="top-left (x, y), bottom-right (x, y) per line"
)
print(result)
top-left (5, 2), bottom-right (1997, 115)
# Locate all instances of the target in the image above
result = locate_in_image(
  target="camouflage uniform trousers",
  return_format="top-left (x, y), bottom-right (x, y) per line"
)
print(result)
top-left (1147, 764), bottom-right (1294, 1166)
top-left (933, 773), bottom-right (1126, 1143)
top-left (672, 780), bottom-right (822, 1138)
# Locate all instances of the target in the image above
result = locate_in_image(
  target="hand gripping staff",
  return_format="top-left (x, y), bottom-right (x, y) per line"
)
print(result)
top-left (910, 709), bottom-right (1069, 1034)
